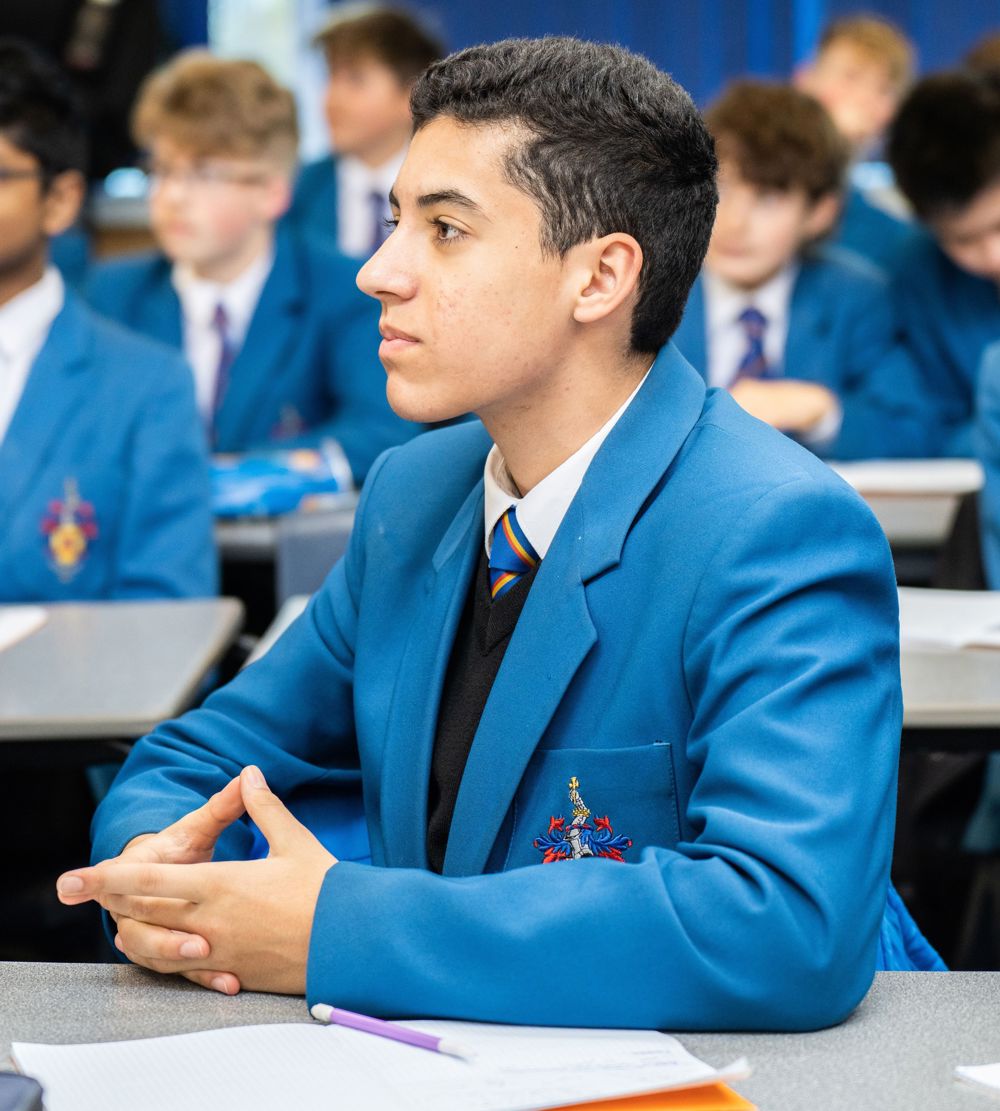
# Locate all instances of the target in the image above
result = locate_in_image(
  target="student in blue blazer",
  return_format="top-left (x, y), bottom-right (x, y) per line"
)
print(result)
top-left (87, 52), bottom-right (419, 486)
top-left (673, 81), bottom-right (930, 460)
top-left (835, 182), bottom-right (917, 273)
top-left (287, 8), bottom-right (443, 259)
top-left (62, 39), bottom-right (941, 1032)
top-left (887, 70), bottom-right (1000, 458)
top-left (0, 39), bottom-right (214, 603)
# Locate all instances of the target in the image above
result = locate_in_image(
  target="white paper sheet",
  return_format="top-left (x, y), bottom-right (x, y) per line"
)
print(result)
top-left (830, 459), bottom-right (983, 496)
top-left (898, 587), bottom-right (1000, 650)
top-left (12, 1020), bottom-right (749, 1111)
top-left (955, 1062), bottom-right (1000, 1098)
top-left (0, 606), bottom-right (46, 654)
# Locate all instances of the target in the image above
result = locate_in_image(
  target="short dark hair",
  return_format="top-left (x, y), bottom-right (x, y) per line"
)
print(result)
top-left (0, 38), bottom-right (87, 184)
top-left (315, 6), bottom-right (444, 86)
top-left (888, 69), bottom-right (1000, 221)
top-left (705, 80), bottom-right (848, 202)
top-left (410, 37), bottom-right (718, 355)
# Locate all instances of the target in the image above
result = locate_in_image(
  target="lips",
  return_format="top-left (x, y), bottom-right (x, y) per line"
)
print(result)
top-left (379, 323), bottom-right (419, 342)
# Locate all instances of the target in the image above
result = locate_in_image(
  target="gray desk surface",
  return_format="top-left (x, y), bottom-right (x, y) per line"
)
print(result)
top-left (0, 599), bottom-right (243, 741)
top-left (215, 493), bottom-right (359, 561)
top-left (1, 967), bottom-right (998, 1109)
top-left (903, 647), bottom-right (1000, 728)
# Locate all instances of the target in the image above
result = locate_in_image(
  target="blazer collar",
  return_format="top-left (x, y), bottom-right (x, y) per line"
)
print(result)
top-left (0, 292), bottom-right (95, 517)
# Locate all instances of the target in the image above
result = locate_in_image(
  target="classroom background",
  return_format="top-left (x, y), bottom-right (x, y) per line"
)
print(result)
top-left (1, 0), bottom-right (1000, 981)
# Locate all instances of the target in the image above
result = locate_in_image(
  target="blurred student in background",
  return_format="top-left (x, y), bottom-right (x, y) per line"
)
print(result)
top-left (0, 38), bottom-right (214, 603)
top-left (672, 80), bottom-right (930, 460)
top-left (796, 15), bottom-right (917, 270)
top-left (888, 68), bottom-right (1000, 457)
top-left (87, 52), bottom-right (419, 487)
top-left (288, 5), bottom-right (443, 259)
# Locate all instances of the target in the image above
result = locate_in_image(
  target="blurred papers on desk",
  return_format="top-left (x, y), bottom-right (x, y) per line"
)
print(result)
top-left (831, 459), bottom-right (983, 497)
top-left (955, 1061), bottom-right (1000, 1096)
top-left (211, 445), bottom-right (351, 518)
top-left (0, 607), bottom-right (47, 654)
top-left (12, 1020), bottom-right (752, 1111)
top-left (898, 587), bottom-right (1000, 650)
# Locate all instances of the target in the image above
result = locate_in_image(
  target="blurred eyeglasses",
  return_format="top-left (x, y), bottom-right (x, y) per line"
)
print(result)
top-left (0, 167), bottom-right (45, 185)
top-left (145, 161), bottom-right (270, 191)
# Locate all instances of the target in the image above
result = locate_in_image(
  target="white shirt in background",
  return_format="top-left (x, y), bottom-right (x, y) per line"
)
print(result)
top-left (702, 263), bottom-right (842, 447)
top-left (336, 147), bottom-right (407, 259)
top-left (172, 244), bottom-right (274, 424)
top-left (483, 370), bottom-right (650, 559)
top-left (0, 267), bottom-right (65, 445)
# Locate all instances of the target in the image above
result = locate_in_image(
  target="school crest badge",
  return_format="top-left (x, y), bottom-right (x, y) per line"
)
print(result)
top-left (533, 776), bottom-right (633, 862)
top-left (41, 478), bottom-right (97, 582)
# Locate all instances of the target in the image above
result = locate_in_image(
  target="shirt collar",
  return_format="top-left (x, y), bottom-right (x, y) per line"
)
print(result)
top-left (0, 267), bottom-right (64, 363)
top-left (483, 368), bottom-right (651, 559)
top-left (172, 240), bottom-right (275, 339)
top-left (703, 261), bottom-right (799, 334)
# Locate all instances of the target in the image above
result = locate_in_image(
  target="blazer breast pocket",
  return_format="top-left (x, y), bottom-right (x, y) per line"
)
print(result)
top-left (504, 742), bottom-right (681, 871)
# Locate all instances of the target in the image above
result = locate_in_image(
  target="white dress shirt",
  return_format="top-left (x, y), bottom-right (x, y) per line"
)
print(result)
top-left (483, 370), bottom-right (650, 559)
top-left (172, 244), bottom-right (274, 423)
top-left (336, 147), bottom-right (407, 259)
top-left (702, 264), bottom-right (842, 447)
top-left (0, 267), bottom-right (65, 445)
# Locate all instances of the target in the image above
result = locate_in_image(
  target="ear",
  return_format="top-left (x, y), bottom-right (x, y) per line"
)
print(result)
top-left (570, 234), bottom-right (644, 329)
top-left (803, 192), bottom-right (841, 240)
top-left (41, 170), bottom-right (85, 238)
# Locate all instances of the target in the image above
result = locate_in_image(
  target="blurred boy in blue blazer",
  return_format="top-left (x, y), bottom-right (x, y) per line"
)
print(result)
top-left (673, 81), bottom-right (930, 460)
top-left (64, 38), bottom-right (941, 1032)
top-left (88, 52), bottom-right (418, 486)
top-left (288, 7), bottom-right (443, 259)
top-left (887, 69), bottom-right (1000, 458)
top-left (0, 39), bottom-right (213, 602)
top-left (796, 15), bottom-right (918, 271)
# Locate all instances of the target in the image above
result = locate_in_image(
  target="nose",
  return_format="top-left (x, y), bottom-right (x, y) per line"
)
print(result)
top-left (356, 229), bottom-right (417, 303)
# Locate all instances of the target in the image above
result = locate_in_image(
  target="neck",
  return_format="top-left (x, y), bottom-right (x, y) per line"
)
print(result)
top-left (0, 251), bottom-right (46, 310)
top-left (352, 131), bottom-right (408, 171)
top-left (189, 226), bottom-right (274, 284)
top-left (480, 347), bottom-right (650, 495)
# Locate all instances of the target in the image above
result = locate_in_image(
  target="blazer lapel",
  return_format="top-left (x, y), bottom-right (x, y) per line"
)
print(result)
top-left (377, 481), bottom-right (484, 869)
top-left (443, 346), bottom-right (709, 877)
top-left (213, 231), bottom-right (304, 448)
top-left (785, 258), bottom-right (832, 383)
top-left (132, 261), bottom-right (184, 348)
top-left (0, 294), bottom-right (93, 519)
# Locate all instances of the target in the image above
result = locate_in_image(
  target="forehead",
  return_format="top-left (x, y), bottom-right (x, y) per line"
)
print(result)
top-left (934, 178), bottom-right (1000, 239)
top-left (394, 116), bottom-right (533, 210)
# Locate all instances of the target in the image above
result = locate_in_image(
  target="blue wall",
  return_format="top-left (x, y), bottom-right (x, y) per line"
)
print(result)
top-left (165, 0), bottom-right (999, 109)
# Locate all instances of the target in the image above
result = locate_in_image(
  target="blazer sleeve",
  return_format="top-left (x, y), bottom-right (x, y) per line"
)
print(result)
top-left (111, 351), bottom-right (217, 600)
top-left (90, 448), bottom-right (391, 866)
top-left (976, 342), bottom-right (1000, 589)
top-left (305, 474), bottom-right (901, 1032)
top-left (831, 276), bottom-right (937, 460)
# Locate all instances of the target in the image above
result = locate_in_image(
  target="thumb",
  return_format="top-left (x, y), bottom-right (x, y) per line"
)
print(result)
top-left (240, 765), bottom-right (311, 856)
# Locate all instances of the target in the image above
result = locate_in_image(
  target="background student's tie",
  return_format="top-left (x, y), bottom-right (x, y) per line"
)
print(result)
top-left (488, 507), bottom-right (540, 600)
top-left (210, 301), bottom-right (237, 441)
top-left (735, 305), bottom-right (772, 381)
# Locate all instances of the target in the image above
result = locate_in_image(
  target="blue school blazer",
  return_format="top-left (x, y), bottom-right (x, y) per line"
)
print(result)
top-left (975, 341), bottom-right (1000, 587)
top-left (85, 228), bottom-right (419, 483)
top-left (0, 292), bottom-right (215, 601)
top-left (92, 345), bottom-right (942, 1032)
top-left (833, 185), bottom-right (918, 273)
top-left (891, 231), bottom-right (1000, 458)
top-left (673, 246), bottom-right (934, 459)
top-left (286, 155), bottom-right (340, 249)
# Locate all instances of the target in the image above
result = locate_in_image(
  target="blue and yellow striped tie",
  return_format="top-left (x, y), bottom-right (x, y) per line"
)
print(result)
top-left (489, 507), bottom-right (539, 600)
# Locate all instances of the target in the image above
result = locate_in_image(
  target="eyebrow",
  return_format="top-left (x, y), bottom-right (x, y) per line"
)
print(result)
top-left (388, 188), bottom-right (488, 219)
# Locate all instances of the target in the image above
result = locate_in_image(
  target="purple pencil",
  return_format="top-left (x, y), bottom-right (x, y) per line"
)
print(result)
top-left (310, 1003), bottom-right (474, 1060)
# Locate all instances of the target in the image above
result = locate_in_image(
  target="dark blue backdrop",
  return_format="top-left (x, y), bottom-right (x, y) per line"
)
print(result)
top-left (165, 0), bottom-right (998, 108)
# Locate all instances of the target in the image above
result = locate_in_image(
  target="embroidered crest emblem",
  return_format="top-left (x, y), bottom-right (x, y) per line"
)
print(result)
top-left (533, 776), bottom-right (633, 863)
top-left (41, 478), bottom-right (98, 582)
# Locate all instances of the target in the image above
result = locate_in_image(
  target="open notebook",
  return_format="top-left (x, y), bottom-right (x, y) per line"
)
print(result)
top-left (12, 1019), bottom-right (752, 1111)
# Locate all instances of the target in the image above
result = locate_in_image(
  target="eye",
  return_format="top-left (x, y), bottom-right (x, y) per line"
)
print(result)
top-left (382, 216), bottom-right (398, 231)
top-left (433, 218), bottom-right (465, 244)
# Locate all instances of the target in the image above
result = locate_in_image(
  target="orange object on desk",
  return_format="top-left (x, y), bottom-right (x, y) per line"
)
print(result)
top-left (548, 1080), bottom-right (754, 1110)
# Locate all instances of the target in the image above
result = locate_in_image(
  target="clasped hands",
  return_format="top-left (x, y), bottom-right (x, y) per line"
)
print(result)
top-left (729, 377), bottom-right (838, 434)
top-left (56, 766), bottom-right (336, 996)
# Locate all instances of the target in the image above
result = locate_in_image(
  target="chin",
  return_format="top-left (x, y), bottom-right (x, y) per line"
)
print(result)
top-left (385, 375), bottom-right (468, 426)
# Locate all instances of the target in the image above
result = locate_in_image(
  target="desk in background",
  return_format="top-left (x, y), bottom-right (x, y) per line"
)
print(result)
top-left (1, 966), bottom-right (998, 1110)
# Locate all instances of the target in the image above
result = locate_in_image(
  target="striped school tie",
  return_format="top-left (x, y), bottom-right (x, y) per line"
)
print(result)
top-left (734, 306), bottom-right (772, 381)
top-left (488, 507), bottom-right (539, 600)
top-left (210, 302), bottom-right (237, 440)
